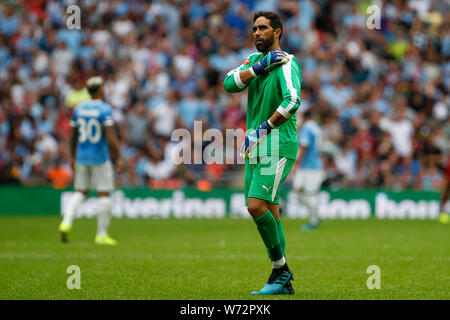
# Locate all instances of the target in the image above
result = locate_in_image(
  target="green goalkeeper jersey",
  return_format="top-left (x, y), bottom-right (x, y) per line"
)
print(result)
top-left (223, 51), bottom-right (302, 160)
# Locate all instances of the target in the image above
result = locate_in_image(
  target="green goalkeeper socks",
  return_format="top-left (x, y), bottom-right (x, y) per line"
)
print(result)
top-left (266, 218), bottom-right (286, 260)
top-left (277, 218), bottom-right (286, 257)
top-left (253, 210), bottom-right (283, 262)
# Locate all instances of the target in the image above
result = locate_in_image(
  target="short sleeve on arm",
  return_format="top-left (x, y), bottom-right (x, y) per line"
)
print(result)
top-left (299, 126), bottom-right (311, 147)
top-left (101, 104), bottom-right (114, 126)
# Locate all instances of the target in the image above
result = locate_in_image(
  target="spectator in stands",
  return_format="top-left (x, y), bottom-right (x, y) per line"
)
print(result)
top-left (0, 0), bottom-right (448, 191)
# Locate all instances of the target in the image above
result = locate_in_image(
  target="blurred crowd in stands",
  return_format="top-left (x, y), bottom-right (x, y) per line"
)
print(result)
top-left (0, 0), bottom-right (448, 190)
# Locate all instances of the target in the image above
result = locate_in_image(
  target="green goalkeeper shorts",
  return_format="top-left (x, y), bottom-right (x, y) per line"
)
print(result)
top-left (245, 155), bottom-right (295, 206)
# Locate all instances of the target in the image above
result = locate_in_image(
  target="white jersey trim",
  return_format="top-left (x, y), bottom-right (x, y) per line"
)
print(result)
top-left (272, 157), bottom-right (288, 201)
top-left (279, 54), bottom-right (297, 118)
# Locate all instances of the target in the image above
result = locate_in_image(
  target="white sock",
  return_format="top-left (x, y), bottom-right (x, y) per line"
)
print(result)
top-left (307, 193), bottom-right (319, 226)
top-left (298, 192), bottom-right (319, 226)
top-left (97, 197), bottom-right (111, 236)
top-left (272, 256), bottom-right (286, 269)
top-left (62, 191), bottom-right (85, 226)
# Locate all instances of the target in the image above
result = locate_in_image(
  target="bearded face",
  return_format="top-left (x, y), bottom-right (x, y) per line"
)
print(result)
top-left (255, 33), bottom-right (275, 53)
top-left (253, 16), bottom-right (278, 54)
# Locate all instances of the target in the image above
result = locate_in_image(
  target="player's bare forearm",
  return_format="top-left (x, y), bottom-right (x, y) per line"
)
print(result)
top-left (268, 111), bottom-right (288, 127)
top-left (223, 68), bottom-right (255, 93)
top-left (239, 69), bottom-right (256, 85)
top-left (69, 127), bottom-right (78, 159)
top-left (109, 139), bottom-right (120, 160)
top-left (105, 126), bottom-right (120, 160)
top-left (295, 146), bottom-right (307, 170)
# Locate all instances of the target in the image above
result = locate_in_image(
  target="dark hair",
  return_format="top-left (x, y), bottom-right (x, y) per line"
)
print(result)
top-left (86, 77), bottom-right (103, 97)
top-left (253, 11), bottom-right (283, 40)
top-left (87, 85), bottom-right (101, 97)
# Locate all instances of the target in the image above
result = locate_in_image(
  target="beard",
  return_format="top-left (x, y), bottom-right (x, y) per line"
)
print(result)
top-left (255, 34), bottom-right (275, 53)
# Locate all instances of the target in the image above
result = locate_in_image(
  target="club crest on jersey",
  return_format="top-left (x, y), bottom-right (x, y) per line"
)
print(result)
top-left (243, 59), bottom-right (250, 65)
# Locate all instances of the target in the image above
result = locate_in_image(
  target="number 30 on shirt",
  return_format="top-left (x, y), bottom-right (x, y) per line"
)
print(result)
top-left (77, 118), bottom-right (102, 144)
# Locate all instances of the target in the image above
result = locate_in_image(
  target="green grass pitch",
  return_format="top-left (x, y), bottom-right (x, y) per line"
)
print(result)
top-left (0, 216), bottom-right (448, 300)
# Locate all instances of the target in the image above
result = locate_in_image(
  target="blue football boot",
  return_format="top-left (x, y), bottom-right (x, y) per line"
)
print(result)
top-left (251, 264), bottom-right (294, 295)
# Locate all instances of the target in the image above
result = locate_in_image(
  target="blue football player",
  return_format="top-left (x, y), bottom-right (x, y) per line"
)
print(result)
top-left (292, 110), bottom-right (324, 231)
top-left (58, 76), bottom-right (122, 245)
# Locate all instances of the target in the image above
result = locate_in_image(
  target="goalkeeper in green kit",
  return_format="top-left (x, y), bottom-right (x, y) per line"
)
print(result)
top-left (223, 11), bottom-right (302, 295)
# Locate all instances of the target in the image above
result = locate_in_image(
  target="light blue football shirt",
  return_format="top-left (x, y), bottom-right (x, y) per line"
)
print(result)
top-left (71, 100), bottom-right (113, 165)
top-left (299, 120), bottom-right (323, 169)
